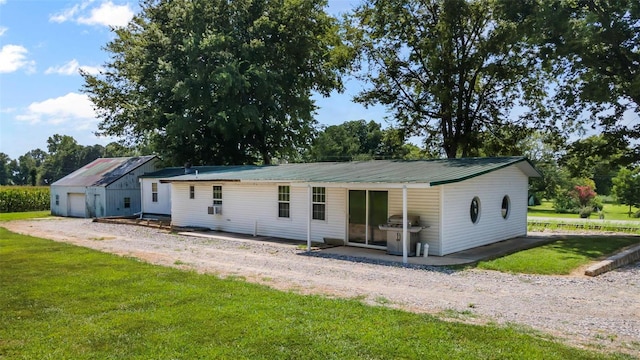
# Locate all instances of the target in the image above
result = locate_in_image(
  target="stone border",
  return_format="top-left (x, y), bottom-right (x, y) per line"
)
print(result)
top-left (584, 244), bottom-right (640, 276)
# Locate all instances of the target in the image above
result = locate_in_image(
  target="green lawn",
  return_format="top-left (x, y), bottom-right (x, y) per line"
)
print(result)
top-left (0, 210), bottom-right (51, 221)
top-left (0, 228), bottom-right (626, 359)
top-left (478, 235), bottom-right (640, 275)
top-left (528, 201), bottom-right (639, 221)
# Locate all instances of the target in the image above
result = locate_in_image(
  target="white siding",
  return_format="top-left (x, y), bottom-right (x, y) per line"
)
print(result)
top-left (387, 188), bottom-right (441, 255)
top-left (439, 166), bottom-right (528, 255)
top-left (171, 182), bottom-right (345, 242)
top-left (141, 179), bottom-right (172, 215)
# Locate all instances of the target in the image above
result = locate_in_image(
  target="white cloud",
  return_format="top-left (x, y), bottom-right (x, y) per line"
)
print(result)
top-left (50, 1), bottom-right (133, 27)
top-left (45, 59), bottom-right (102, 76)
top-left (0, 0), bottom-right (6, 5)
top-left (78, 1), bottom-right (134, 27)
top-left (50, 3), bottom-right (81, 23)
top-left (0, 44), bottom-right (35, 73)
top-left (0, 27), bottom-right (7, 36)
top-left (16, 93), bottom-right (97, 128)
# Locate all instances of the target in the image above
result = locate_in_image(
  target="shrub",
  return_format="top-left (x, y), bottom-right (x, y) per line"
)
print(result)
top-left (591, 196), bottom-right (604, 212)
top-left (579, 206), bottom-right (592, 218)
top-left (0, 186), bottom-right (50, 213)
top-left (572, 185), bottom-right (596, 207)
top-left (553, 190), bottom-right (579, 213)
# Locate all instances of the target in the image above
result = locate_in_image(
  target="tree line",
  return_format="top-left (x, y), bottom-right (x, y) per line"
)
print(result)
top-left (0, 135), bottom-right (137, 186)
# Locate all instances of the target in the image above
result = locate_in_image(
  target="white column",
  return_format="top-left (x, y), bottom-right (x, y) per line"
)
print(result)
top-left (402, 185), bottom-right (408, 264)
top-left (365, 190), bottom-right (369, 244)
top-left (307, 185), bottom-right (312, 252)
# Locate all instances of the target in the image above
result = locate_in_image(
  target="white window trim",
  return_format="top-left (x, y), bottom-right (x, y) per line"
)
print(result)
top-left (312, 186), bottom-right (327, 222)
top-left (278, 185), bottom-right (291, 219)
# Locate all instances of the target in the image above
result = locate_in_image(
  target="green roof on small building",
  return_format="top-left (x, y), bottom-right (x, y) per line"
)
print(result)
top-left (161, 157), bottom-right (540, 186)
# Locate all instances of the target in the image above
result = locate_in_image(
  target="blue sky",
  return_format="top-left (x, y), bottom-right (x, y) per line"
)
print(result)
top-left (0, 0), bottom-right (387, 160)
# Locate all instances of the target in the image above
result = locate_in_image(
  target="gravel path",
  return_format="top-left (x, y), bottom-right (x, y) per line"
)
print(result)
top-left (4, 218), bottom-right (639, 355)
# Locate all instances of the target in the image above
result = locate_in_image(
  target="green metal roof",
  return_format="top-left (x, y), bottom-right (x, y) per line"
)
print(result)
top-left (161, 157), bottom-right (540, 186)
top-left (140, 166), bottom-right (228, 178)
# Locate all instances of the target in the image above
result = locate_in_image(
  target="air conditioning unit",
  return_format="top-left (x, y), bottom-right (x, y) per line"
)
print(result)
top-left (208, 205), bottom-right (222, 215)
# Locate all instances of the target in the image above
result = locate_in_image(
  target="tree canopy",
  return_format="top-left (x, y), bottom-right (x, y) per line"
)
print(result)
top-left (347, 0), bottom-right (547, 158)
top-left (305, 120), bottom-right (415, 161)
top-left (83, 0), bottom-right (347, 166)
top-left (504, 0), bottom-right (640, 148)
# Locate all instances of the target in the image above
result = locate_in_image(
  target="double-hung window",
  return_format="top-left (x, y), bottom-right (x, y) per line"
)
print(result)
top-left (212, 186), bottom-right (222, 206)
top-left (189, 185), bottom-right (195, 199)
top-left (278, 185), bottom-right (290, 218)
top-left (152, 182), bottom-right (158, 202)
top-left (124, 197), bottom-right (131, 209)
top-left (312, 187), bottom-right (326, 220)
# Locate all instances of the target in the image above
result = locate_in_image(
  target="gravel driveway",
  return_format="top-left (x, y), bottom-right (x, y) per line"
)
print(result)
top-left (4, 218), bottom-right (639, 355)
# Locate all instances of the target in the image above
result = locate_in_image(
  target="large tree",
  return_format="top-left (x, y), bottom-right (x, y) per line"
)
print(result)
top-left (504, 0), bottom-right (640, 151)
top-left (83, 0), bottom-right (346, 165)
top-left (347, 0), bottom-right (546, 158)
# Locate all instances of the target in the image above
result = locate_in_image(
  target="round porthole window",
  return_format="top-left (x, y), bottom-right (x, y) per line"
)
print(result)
top-left (470, 196), bottom-right (480, 224)
top-left (501, 195), bottom-right (510, 219)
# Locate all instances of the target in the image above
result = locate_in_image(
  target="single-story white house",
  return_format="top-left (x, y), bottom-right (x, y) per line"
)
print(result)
top-left (139, 165), bottom-right (222, 217)
top-left (51, 156), bottom-right (158, 218)
top-left (158, 157), bottom-right (540, 260)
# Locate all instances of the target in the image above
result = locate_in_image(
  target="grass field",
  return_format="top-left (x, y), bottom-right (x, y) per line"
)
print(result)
top-left (0, 228), bottom-right (627, 359)
top-left (0, 210), bottom-right (51, 221)
top-left (528, 201), bottom-right (639, 221)
top-left (477, 235), bottom-right (640, 275)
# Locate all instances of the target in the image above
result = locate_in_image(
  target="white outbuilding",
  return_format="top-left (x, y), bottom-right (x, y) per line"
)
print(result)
top-left (50, 156), bottom-right (158, 218)
top-left (159, 157), bottom-right (540, 258)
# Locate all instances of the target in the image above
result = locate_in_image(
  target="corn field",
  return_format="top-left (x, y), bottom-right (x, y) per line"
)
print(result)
top-left (0, 186), bottom-right (50, 213)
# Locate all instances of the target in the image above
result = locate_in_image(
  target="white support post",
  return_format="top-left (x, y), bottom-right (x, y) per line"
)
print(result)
top-left (365, 190), bottom-right (369, 244)
top-left (402, 185), bottom-right (408, 264)
top-left (307, 185), bottom-right (312, 252)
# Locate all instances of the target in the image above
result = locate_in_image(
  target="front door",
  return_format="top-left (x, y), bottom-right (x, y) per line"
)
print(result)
top-left (348, 190), bottom-right (388, 246)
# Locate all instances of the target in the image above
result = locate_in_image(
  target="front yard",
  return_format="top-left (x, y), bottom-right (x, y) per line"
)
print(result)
top-left (0, 227), bottom-right (631, 359)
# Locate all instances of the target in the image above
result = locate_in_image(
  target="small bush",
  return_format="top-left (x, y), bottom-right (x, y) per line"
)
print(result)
top-left (633, 210), bottom-right (640, 219)
top-left (591, 196), bottom-right (604, 212)
top-left (553, 190), bottom-right (579, 214)
top-left (579, 207), bottom-right (592, 218)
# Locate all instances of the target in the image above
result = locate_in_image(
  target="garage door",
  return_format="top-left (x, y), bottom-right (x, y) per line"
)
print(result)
top-left (68, 193), bottom-right (86, 217)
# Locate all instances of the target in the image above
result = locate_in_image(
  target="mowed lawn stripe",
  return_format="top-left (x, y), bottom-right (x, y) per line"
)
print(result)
top-left (478, 235), bottom-right (640, 275)
top-left (0, 228), bottom-right (624, 359)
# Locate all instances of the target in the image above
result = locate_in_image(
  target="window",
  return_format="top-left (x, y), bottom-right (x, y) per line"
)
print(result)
top-left (213, 186), bottom-right (222, 205)
top-left (189, 185), bottom-right (195, 199)
top-left (312, 187), bottom-right (326, 220)
top-left (55, 194), bottom-right (59, 206)
top-left (152, 182), bottom-right (158, 202)
top-left (501, 195), bottom-right (510, 219)
top-left (470, 196), bottom-right (480, 224)
top-left (124, 197), bottom-right (131, 209)
top-left (278, 185), bottom-right (290, 218)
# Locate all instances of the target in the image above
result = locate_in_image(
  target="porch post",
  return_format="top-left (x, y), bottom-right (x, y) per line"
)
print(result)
top-left (307, 184), bottom-right (312, 252)
top-left (402, 185), bottom-right (408, 264)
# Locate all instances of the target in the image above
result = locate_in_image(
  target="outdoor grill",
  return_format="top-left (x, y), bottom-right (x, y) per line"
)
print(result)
top-left (378, 215), bottom-right (423, 256)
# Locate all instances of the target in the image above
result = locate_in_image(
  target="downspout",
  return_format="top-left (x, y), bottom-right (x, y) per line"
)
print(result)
top-left (307, 185), bottom-right (311, 252)
top-left (402, 185), bottom-right (408, 264)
